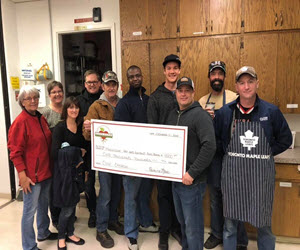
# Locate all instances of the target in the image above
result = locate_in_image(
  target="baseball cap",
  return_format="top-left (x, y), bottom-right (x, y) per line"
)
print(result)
top-left (236, 66), bottom-right (257, 81)
top-left (176, 77), bottom-right (194, 90)
top-left (163, 54), bottom-right (181, 68)
top-left (102, 70), bottom-right (119, 83)
top-left (208, 61), bottom-right (226, 76)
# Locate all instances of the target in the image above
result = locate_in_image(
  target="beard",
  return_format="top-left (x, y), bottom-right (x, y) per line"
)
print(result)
top-left (210, 79), bottom-right (224, 92)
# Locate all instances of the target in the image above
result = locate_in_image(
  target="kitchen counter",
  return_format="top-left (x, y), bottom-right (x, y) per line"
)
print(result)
top-left (274, 147), bottom-right (300, 164)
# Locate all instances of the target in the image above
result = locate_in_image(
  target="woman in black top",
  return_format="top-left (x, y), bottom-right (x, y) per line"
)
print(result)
top-left (52, 97), bottom-right (86, 250)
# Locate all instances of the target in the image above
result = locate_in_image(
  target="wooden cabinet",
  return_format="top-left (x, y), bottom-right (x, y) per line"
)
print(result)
top-left (272, 164), bottom-right (300, 238)
top-left (244, 0), bottom-right (300, 32)
top-left (121, 42), bottom-right (150, 94)
top-left (120, 0), bottom-right (177, 41)
top-left (180, 0), bottom-right (209, 37)
top-left (179, 0), bottom-right (241, 37)
top-left (180, 36), bottom-right (240, 101)
top-left (276, 32), bottom-right (300, 113)
top-left (121, 40), bottom-right (178, 95)
top-left (241, 34), bottom-right (278, 104)
top-left (241, 32), bottom-right (300, 113)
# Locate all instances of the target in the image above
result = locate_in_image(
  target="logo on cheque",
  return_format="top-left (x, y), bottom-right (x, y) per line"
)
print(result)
top-left (95, 126), bottom-right (113, 141)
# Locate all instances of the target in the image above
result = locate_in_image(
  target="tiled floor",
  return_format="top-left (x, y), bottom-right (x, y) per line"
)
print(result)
top-left (0, 198), bottom-right (299, 250)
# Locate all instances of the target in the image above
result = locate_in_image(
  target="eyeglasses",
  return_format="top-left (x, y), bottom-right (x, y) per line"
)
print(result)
top-left (85, 81), bottom-right (99, 85)
top-left (50, 90), bottom-right (63, 95)
top-left (23, 97), bottom-right (39, 102)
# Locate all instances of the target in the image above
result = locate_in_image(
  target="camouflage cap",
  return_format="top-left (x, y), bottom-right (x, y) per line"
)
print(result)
top-left (102, 70), bottom-right (119, 83)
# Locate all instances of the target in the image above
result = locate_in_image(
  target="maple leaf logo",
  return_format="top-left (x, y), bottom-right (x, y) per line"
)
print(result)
top-left (240, 130), bottom-right (259, 151)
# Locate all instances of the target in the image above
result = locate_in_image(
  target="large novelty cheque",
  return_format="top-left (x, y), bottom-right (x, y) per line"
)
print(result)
top-left (91, 119), bottom-right (187, 182)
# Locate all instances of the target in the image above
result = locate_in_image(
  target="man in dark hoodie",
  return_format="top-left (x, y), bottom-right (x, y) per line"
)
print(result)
top-left (77, 69), bottom-right (103, 228)
top-left (147, 54), bottom-right (182, 250)
top-left (166, 76), bottom-right (216, 250)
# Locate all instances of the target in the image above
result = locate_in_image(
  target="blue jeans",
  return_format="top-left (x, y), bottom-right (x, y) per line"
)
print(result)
top-left (22, 178), bottom-right (51, 250)
top-left (137, 178), bottom-right (154, 227)
top-left (223, 218), bottom-right (275, 250)
top-left (123, 176), bottom-right (142, 239)
top-left (172, 182), bottom-right (206, 250)
top-left (96, 172), bottom-right (122, 232)
top-left (209, 185), bottom-right (248, 246)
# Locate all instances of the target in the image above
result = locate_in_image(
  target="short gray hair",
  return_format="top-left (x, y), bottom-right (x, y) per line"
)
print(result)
top-left (18, 85), bottom-right (40, 109)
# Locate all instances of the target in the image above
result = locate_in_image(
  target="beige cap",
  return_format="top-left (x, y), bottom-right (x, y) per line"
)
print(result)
top-left (236, 66), bottom-right (257, 81)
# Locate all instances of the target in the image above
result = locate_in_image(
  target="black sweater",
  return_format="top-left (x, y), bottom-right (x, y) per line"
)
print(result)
top-left (166, 101), bottom-right (216, 184)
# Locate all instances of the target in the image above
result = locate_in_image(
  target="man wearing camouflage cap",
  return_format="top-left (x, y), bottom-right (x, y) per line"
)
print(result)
top-left (214, 66), bottom-right (292, 250)
top-left (83, 71), bottom-right (124, 248)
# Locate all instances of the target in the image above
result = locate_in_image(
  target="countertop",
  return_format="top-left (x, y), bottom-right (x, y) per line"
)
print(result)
top-left (274, 147), bottom-right (300, 164)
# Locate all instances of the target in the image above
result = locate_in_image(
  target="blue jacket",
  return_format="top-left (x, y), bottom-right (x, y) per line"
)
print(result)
top-left (214, 95), bottom-right (292, 158)
top-left (114, 86), bottom-right (149, 123)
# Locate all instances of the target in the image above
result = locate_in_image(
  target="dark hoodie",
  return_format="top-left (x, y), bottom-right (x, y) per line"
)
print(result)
top-left (147, 83), bottom-right (177, 124)
top-left (166, 101), bottom-right (216, 184)
top-left (77, 88), bottom-right (102, 116)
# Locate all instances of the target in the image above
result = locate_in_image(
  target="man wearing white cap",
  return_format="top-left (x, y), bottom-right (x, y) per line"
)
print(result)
top-left (215, 66), bottom-right (292, 250)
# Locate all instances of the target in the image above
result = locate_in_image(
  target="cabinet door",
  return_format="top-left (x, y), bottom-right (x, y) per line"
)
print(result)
top-left (148, 0), bottom-right (178, 40)
top-left (278, 0), bottom-right (300, 30)
top-left (276, 32), bottom-right (300, 113)
top-left (121, 42), bottom-right (150, 95)
top-left (272, 181), bottom-right (300, 237)
top-left (180, 0), bottom-right (209, 37)
top-left (244, 0), bottom-right (278, 32)
top-left (149, 40), bottom-right (179, 94)
top-left (241, 34), bottom-right (278, 104)
top-left (180, 38), bottom-right (212, 101)
top-left (212, 36), bottom-right (241, 92)
top-left (120, 0), bottom-right (148, 41)
top-left (209, 0), bottom-right (241, 34)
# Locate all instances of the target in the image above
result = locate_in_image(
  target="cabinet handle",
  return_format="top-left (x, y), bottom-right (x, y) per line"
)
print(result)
top-left (145, 25), bottom-right (148, 35)
top-left (150, 25), bottom-right (152, 35)
top-left (280, 11), bottom-right (283, 26)
top-left (206, 20), bottom-right (208, 32)
top-left (211, 20), bottom-right (213, 32)
top-left (275, 13), bottom-right (278, 26)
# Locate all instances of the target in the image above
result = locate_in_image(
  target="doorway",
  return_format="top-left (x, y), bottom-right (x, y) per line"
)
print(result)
top-left (59, 30), bottom-right (112, 97)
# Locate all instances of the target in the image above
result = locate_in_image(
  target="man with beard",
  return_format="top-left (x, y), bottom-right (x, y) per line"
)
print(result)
top-left (199, 61), bottom-right (248, 250)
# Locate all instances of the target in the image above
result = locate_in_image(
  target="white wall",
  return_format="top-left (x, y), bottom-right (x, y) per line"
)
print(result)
top-left (50, 0), bottom-right (121, 85)
top-left (1, 0), bottom-right (121, 196)
top-left (1, 0), bottom-right (20, 195)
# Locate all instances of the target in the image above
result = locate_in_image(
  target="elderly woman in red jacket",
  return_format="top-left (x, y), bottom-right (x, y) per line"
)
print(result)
top-left (8, 85), bottom-right (57, 250)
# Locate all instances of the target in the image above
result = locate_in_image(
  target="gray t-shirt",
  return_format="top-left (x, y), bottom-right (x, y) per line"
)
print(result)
top-left (40, 105), bottom-right (61, 130)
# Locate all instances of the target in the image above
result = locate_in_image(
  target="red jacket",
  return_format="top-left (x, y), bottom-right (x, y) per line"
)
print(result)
top-left (8, 110), bottom-right (52, 183)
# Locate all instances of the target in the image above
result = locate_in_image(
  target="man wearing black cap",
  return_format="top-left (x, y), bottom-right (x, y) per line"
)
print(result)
top-left (200, 62), bottom-right (249, 250)
top-left (166, 76), bottom-right (216, 250)
top-left (147, 54), bottom-right (182, 250)
top-left (215, 66), bottom-right (292, 250)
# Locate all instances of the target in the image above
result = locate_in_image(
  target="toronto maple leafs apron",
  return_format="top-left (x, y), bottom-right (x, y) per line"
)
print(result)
top-left (221, 121), bottom-right (275, 227)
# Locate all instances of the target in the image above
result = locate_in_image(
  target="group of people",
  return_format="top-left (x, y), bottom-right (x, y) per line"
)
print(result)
top-left (7, 54), bottom-right (292, 250)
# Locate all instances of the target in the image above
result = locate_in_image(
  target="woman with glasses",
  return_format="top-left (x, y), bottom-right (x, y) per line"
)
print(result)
top-left (8, 85), bottom-right (57, 250)
top-left (41, 81), bottom-right (65, 230)
top-left (41, 81), bottom-right (64, 132)
top-left (52, 96), bottom-right (86, 250)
